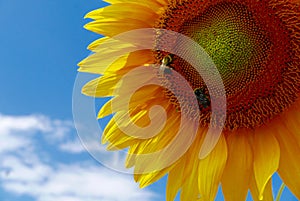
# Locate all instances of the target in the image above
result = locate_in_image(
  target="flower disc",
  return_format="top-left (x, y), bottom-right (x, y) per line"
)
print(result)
top-left (155, 0), bottom-right (300, 130)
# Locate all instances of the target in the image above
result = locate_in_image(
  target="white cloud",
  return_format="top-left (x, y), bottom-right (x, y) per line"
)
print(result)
top-left (59, 138), bottom-right (86, 153)
top-left (0, 114), bottom-right (49, 134)
top-left (1, 156), bottom-right (51, 184)
top-left (1, 161), bottom-right (155, 201)
top-left (59, 137), bottom-right (107, 154)
top-left (0, 114), bottom-right (73, 154)
top-left (0, 113), bottom-right (157, 201)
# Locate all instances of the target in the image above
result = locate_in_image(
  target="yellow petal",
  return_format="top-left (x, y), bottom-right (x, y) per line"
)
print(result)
top-left (78, 43), bottom-right (136, 74)
top-left (82, 64), bottom-right (158, 97)
top-left (84, 18), bottom-right (151, 37)
top-left (124, 108), bottom-right (180, 169)
top-left (198, 134), bottom-right (227, 201)
top-left (135, 164), bottom-right (175, 188)
top-left (178, 132), bottom-right (205, 201)
top-left (125, 143), bottom-right (139, 168)
top-left (273, 119), bottom-right (300, 199)
top-left (253, 128), bottom-right (280, 200)
top-left (102, 118), bottom-right (136, 149)
top-left (105, 110), bottom-right (152, 142)
top-left (180, 160), bottom-right (199, 201)
top-left (78, 50), bottom-right (154, 75)
top-left (89, 38), bottom-right (135, 54)
top-left (131, 117), bottom-right (199, 177)
top-left (129, 113), bottom-right (180, 155)
top-left (281, 101), bottom-right (300, 147)
top-left (166, 158), bottom-right (185, 201)
top-left (82, 75), bottom-right (119, 97)
top-left (98, 99), bottom-right (113, 118)
top-left (221, 131), bottom-right (253, 201)
top-left (87, 37), bottom-right (109, 51)
top-left (250, 175), bottom-right (274, 201)
top-left (98, 84), bottom-right (165, 119)
top-left (85, 3), bottom-right (158, 26)
top-left (103, 0), bottom-right (167, 13)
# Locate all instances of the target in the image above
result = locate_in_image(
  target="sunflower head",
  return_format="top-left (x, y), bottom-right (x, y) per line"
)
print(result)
top-left (80, 0), bottom-right (300, 200)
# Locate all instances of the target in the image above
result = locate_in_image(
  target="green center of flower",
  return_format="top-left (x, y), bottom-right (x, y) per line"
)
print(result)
top-left (179, 2), bottom-right (272, 97)
top-left (184, 10), bottom-right (254, 77)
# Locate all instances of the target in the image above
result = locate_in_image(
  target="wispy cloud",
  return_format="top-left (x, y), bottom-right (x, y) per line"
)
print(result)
top-left (0, 114), bottom-right (72, 153)
top-left (59, 137), bottom-right (87, 153)
top-left (0, 113), bottom-right (156, 201)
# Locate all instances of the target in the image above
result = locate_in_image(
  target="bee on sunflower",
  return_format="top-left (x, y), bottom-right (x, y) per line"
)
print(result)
top-left (78, 0), bottom-right (300, 200)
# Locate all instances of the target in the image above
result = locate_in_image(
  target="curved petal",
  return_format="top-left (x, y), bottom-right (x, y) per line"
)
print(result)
top-left (281, 100), bottom-right (300, 147)
top-left (272, 118), bottom-right (300, 199)
top-left (253, 128), bottom-right (280, 200)
top-left (198, 134), bottom-right (227, 201)
top-left (221, 131), bottom-right (253, 201)
top-left (131, 117), bottom-right (198, 174)
top-left (181, 160), bottom-right (199, 201)
top-left (98, 86), bottom-right (165, 119)
top-left (84, 18), bottom-right (152, 37)
top-left (166, 157), bottom-right (185, 201)
top-left (85, 3), bottom-right (159, 26)
top-left (102, 118), bottom-right (136, 149)
top-left (250, 175), bottom-right (274, 201)
top-left (82, 75), bottom-right (119, 97)
top-left (82, 64), bottom-right (157, 97)
top-left (125, 113), bottom-right (180, 168)
top-left (87, 37), bottom-right (109, 51)
top-left (98, 99), bottom-right (113, 118)
top-left (178, 132), bottom-right (205, 201)
top-left (103, 0), bottom-right (167, 13)
top-left (78, 50), bottom-right (154, 75)
top-left (135, 164), bottom-right (174, 188)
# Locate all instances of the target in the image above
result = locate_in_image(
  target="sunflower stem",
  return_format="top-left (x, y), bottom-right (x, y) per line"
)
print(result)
top-left (275, 183), bottom-right (285, 201)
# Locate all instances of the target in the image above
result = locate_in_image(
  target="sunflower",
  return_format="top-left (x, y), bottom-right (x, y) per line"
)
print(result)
top-left (79, 0), bottom-right (300, 200)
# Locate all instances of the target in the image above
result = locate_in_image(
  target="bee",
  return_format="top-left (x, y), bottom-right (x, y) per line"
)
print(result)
top-left (194, 87), bottom-right (210, 109)
top-left (159, 54), bottom-right (173, 75)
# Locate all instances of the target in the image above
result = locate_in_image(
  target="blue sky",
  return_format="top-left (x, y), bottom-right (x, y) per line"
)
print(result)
top-left (0, 0), bottom-right (298, 201)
